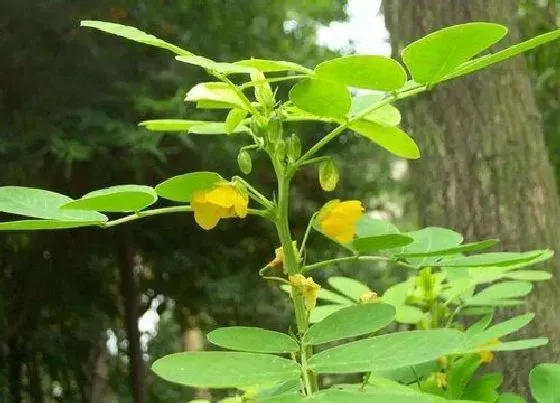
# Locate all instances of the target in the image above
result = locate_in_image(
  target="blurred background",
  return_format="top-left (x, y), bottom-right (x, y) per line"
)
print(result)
top-left (1, 0), bottom-right (558, 401)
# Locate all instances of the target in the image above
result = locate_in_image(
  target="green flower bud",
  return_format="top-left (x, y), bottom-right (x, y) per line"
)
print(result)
top-left (237, 150), bottom-right (253, 175)
top-left (250, 70), bottom-right (275, 111)
top-left (267, 116), bottom-right (283, 143)
top-left (286, 134), bottom-right (302, 163)
top-left (275, 139), bottom-right (286, 162)
top-left (319, 158), bottom-right (339, 192)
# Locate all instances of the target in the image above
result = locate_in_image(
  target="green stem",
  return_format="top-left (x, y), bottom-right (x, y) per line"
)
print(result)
top-left (298, 213), bottom-right (317, 257)
top-left (302, 255), bottom-right (417, 273)
top-left (233, 176), bottom-right (274, 209)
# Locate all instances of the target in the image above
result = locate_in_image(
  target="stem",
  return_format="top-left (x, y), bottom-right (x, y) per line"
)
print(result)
top-left (233, 176), bottom-right (274, 209)
top-left (298, 213), bottom-right (317, 257)
top-left (302, 255), bottom-right (417, 273)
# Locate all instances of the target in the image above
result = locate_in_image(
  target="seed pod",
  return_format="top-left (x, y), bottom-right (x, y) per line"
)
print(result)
top-left (286, 134), bottom-right (302, 162)
top-left (319, 158), bottom-right (339, 191)
top-left (275, 138), bottom-right (286, 162)
top-left (250, 70), bottom-right (275, 111)
top-left (237, 150), bottom-right (252, 175)
top-left (267, 116), bottom-right (283, 143)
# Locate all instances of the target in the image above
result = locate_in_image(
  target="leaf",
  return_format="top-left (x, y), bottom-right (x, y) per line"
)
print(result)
top-left (0, 220), bottom-right (104, 231)
top-left (396, 239), bottom-right (498, 259)
top-left (234, 59), bottom-right (313, 74)
top-left (465, 281), bottom-right (533, 306)
top-left (441, 251), bottom-right (548, 267)
top-left (188, 123), bottom-right (250, 135)
top-left (397, 227), bottom-right (464, 267)
top-left (186, 82), bottom-right (247, 110)
top-left (380, 282), bottom-right (412, 306)
top-left (462, 372), bottom-right (502, 402)
top-left (353, 234), bottom-right (413, 253)
top-left (504, 270), bottom-right (552, 281)
top-left (328, 277), bottom-right (371, 301)
top-left (207, 327), bottom-right (298, 354)
top-left (395, 305), bottom-right (425, 324)
top-left (309, 305), bottom-right (345, 324)
top-left (349, 94), bottom-right (401, 126)
top-left (530, 363), bottom-right (560, 403)
top-left (315, 55), bottom-right (407, 91)
top-left (303, 303), bottom-right (395, 345)
top-left (139, 119), bottom-right (219, 132)
top-left (225, 109), bottom-right (248, 134)
top-left (289, 78), bottom-right (351, 119)
top-left (155, 172), bottom-right (222, 202)
top-left (446, 355), bottom-right (483, 398)
top-left (175, 55), bottom-right (255, 74)
top-left (0, 187), bottom-right (107, 222)
top-left (60, 185), bottom-right (157, 213)
top-left (355, 216), bottom-right (400, 237)
top-left (402, 22), bottom-right (508, 83)
top-left (447, 30), bottom-right (560, 81)
top-left (316, 289), bottom-right (353, 305)
top-left (349, 120), bottom-right (420, 159)
top-left (80, 20), bottom-right (192, 56)
top-left (310, 389), bottom-right (432, 403)
top-left (196, 100), bottom-right (239, 109)
top-left (483, 338), bottom-right (548, 352)
top-left (308, 329), bottom-right (465, 374)
top-left (465, 313), bottom-right (535, 348)
top-left (497, 392), bottom-right (527, 403)
top-left (151, 352), bottom-right (301, 388)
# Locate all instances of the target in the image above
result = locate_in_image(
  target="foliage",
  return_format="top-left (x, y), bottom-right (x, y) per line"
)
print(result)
top-left (2, 14), bottom-right (560, 403)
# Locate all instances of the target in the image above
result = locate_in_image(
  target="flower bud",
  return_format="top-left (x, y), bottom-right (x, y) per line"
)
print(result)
top-left (319, 158), bottom-right (339, 191)
top-left (286, 134), bottom-right (302, 163)
top-left (275, 139), bottom-right (286, 162)
top-left (267, 116), bottom-right (283, 143)
top-left (250, 70), bottom-right (275, 111)
top-left (237, 150), bottom-right (252, 175)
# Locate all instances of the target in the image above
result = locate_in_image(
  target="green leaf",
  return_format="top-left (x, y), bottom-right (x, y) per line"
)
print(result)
top-left (402, 22), bottom-right (508, 83)
top-left (303, 303), bottom-right (395, 345)
top-left (395, 305), bottom-right (425, 324)
top-left (353, 234), bottom-right (413, 253)
top-left (317, 289), bottom-right (353, 305)
top-left (350, 94), bottom-right (401, 126)
top-left (186, 82), bottom-right (247, 110)
top-left (0, 187), bottom-right (107, 222)
top-left (447, 30), bottom-right (560, 81)
top-left (155, 172), bottom-right (222, 202)
top-left (328, 277), bottom-right (371, 301)
top-left (465, 313), bottom-right (535, 348)
top-left (462, 372), bottom-right (502, 402)
top-left (441, 251), bottom-right (548, 267)
top-left (196, 100), bottom-right (239, 110)
top-left (152, 352), bottom-right (300, 388)
top-left (80, 20), bottom-right (192, 56)
top-left (504, 270), bottom-right (552, 281)
top-left (139, 119), bottom-right (219, 132)
top-left (355, 216), bottom-right (400, 238)
top-left (310, 389), bottom-right (432, 403)
top-left (188, 123), bottom-right (250, 135)
top-left (349, 120), bottom-right (420, 159)
top-left (497, 392), bottom-right (527, 403)
top-left (207, 327), bottom-right (298, 354)
top-left (175, 55), bottom-right (255, 74)
top-left (315, 55), bottom-right (407, 91)
top-left (234, 59), bottom-right (312, 74)
top-left (289, 78), bottom-right (351, 119)
top-left (308, 329), bottom-right (464, 374)
top-left (225, 109), bottom-right (248, 134)
top-left (60, 185), bottom-right (156, 213)
top-left (310, 305), bottom-right (345, 324)
top-left (484, 338), bottom-right (548, 352)
top-left (397, 227), bottom-right (464, 267)
top-left (396, 239), bottom-right (498, 259)
top-left (0, 220), bottom-right (105, 231)
top-left (446, 355), bottom-right (483, 398)
top-left (530, 363), bottom-right (560, 403)
top-left (465, 281), bottom-right (532, 306)
top-left (380, 282), bottom-right (411, 306)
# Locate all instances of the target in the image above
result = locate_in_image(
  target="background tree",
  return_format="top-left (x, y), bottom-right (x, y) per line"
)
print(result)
top-left (382, 0), bottom-right (560, 394)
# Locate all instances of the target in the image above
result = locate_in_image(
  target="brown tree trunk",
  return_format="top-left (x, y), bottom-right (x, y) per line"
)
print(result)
top-left (383, 0), bottom-right (560, 395)
top-left (118, 232), bottom-right (147, 403)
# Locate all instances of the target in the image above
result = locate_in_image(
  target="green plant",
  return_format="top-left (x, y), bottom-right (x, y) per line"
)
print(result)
top-left (2, 20), bottom-right (560, 402)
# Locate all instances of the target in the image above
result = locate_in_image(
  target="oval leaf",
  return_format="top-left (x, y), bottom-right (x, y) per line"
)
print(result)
top-left (315, 55), bottom-right (407, 91)
top-left (186, 82), bottom-right (247, 110)
top-left (308, 329), bottom-right (465, 374)
top-left (155, 172), bottom-right (222, 202)
top-left (396, 239), bottom-right (498, 259)
top-left (0, 187), bottom-right (107, 222)
top-left (328, 277), bottom-right (371, 301)
top-left (289, 78), bottom-right (351, 119)
top-left (152, 352), bottom-right (301, 388)
top-left (349, 120), bottom-right (420, 159)
top-left (355, 215), bottom-right (400, 237)
top-left (397, 227), bottom-right (463, 267)
top-left (139, 119), bottom-right (218, 132)
top-left (353, 234), bottom-right (413, 253)
top-left (234, 59), bottom-right (313, 74)
top-left (188, 123), bottom-right (250, 135)
top-left (310, 389), bottom-right (431, 403)
top-left (303, 303), bottom-right (395, 345)
top-left (0, 219), bottom-right (104, 231)
top-left (442, 250), bottom-right (547, 267)
top-left (466, 313), bottom-right (535, 348)
top-left (310, 305), bottom-right (345, 324)
top-left (402, 22), bottom-right (508, 84)
top-left (60, 185), bottom-right (156, 213)
top-left (175, 55), bottom-right (255, 74)
top-left (207, 327), bottom-right (299, 354)
top-left (317, 289), bottom-right (353, 305)
top-left (466, 282), bottom-right (533, 306)
top-left (530, 363), bottom-right (560, 403)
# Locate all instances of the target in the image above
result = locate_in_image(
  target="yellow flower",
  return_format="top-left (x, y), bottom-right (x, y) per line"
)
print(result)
top-left (289, 274), bottom-right (321, 310)
top-left (479, 338), bottom-right (501, 363)
top-left (434, 372), bottom-right (447, 388)
top-left (268, 246), bottom-right (284, 267)
top-left (318, 200), bottom-right (364, 243)
top-left (191, 182), bottom-right (248, 230)
top-left (358, 291), bottom-right (379, 304)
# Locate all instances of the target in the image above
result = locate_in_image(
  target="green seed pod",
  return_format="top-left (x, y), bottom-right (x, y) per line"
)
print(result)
top-left (267, 116), bottom-right (283, 143)
top-left (319, 158), bottom-right (340, 192)
top-left (275, 139), bottom-right (286, 162)
top-left (286, 134), bottom-right (302, 163)
top-left (237, 150), bottom-right (253, 175)
top-left (250, 70), bottom-right (275, 111)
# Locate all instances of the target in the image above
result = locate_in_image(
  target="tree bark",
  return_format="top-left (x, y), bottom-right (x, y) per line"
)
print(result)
top-left (118, 232), bottom-right (147, 403)
top-left (383, 0), bottom-right (560, 394)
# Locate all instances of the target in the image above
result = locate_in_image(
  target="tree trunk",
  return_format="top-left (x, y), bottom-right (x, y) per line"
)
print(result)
top-left (118, 232), bottom-right (147, 403)
top-left (383, 0), bottom-right (560, 394)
